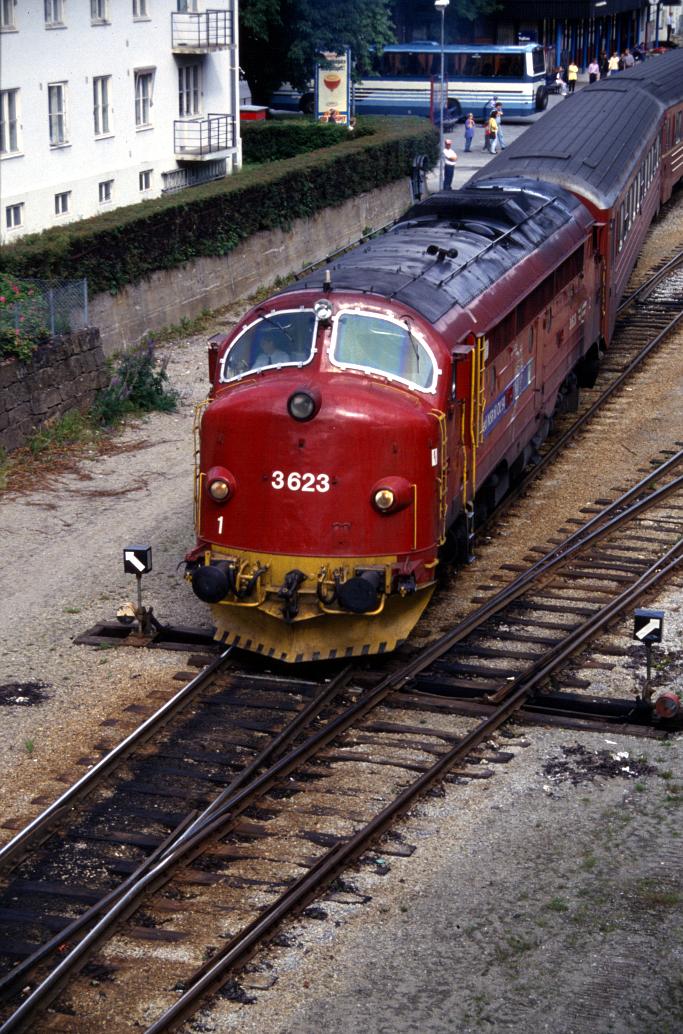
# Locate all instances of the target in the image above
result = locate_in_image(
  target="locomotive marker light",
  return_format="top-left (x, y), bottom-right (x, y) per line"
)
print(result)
top-left (120, 545), bottom-right (159, 636)
top-left (633, 608), bottom-right (664, 702)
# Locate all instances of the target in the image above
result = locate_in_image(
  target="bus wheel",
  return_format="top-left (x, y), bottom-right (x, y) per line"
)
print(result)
top-left (535, 86), bottom-right (548, 111)
top-left (299, 93), bottom-right (315, 115)
top-left (445, 100), bottom-right (462, 125)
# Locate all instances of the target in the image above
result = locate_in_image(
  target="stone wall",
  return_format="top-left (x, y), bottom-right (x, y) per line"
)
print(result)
top-left (0, 329), bottom-right (108, 453)
top-left (90, 178), bottom-right (413, 356)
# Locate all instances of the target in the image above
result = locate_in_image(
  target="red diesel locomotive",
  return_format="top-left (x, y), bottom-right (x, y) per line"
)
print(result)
top-left (184, 51), bottom-right (683, 662)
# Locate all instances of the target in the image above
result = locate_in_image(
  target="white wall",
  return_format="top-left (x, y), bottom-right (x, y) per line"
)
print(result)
top-left (0, 0), bottom-right (240, 244)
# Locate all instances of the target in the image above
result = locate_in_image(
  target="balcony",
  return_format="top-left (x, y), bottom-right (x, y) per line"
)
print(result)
top-left (174, 114), bottom-right (236, 160)
top-left (171, 10), bottom-right (233, 52)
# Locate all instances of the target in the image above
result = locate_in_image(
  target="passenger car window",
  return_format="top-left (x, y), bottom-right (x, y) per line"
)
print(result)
top-left (332, 312), bottom-right (437, 392)
top-left (219, 311), bottom-right (316, 382)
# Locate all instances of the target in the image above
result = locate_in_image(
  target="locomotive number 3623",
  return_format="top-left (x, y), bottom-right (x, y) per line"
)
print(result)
top-left (271, 470), bottom-right (330, 493)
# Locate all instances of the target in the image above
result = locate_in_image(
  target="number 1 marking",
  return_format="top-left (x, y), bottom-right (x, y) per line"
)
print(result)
top-left (217, 516), bottom-right (224, 534)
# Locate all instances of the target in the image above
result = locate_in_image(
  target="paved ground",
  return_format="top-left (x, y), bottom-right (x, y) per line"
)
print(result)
top-left (425, 90), bottom-right (569, 193)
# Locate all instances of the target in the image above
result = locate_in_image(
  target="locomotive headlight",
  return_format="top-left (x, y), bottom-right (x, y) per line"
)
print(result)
top-left (314, 299), bottom-right (333, 322)
top-left (287, 387), bottom-right (321, 422)
top-left (374, 488), bottom-right (395, 511)
top-left (206, 466), bottom-right (236, 504)
top-left (371, 476), bottom-right (413, 515)
top-left (209, 479), bottom-right (230, 501)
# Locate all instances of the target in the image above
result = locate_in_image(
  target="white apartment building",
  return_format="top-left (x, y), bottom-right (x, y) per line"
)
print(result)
top-left (0, 0), bottom-right (241, 245)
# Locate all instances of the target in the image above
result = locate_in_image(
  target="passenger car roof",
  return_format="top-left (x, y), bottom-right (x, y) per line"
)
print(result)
top-left (470, 49), bottom-right (683, 210)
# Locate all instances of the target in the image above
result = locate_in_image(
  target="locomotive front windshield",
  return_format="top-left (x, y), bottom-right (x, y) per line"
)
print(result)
top-left (332, 312), bottom-right (437, 392)
top-left (219, 310), bottom-right (316, 383)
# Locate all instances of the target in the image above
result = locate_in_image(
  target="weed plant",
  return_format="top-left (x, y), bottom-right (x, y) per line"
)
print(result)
top-left (92, 338), bottom-right (179, 427)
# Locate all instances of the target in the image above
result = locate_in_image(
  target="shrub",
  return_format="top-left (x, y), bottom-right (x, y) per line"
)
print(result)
top-left (92, 338), bottom-right (179, 427)
top-left (241, 120), bottom-right (368, 163)
top-left (0, 273), bottom-right (50, 361)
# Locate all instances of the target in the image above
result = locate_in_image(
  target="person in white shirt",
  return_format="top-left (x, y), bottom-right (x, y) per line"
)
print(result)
top-left (442, 139), bottom-right (458, 189)
top-left (254, 333), bottom-right (289, 368)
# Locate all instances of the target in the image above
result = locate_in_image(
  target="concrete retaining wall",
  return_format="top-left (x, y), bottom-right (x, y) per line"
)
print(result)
top-left (0, 329), bottom-right (108, 453)
top-left (90, 178), bottom-right (413, 356)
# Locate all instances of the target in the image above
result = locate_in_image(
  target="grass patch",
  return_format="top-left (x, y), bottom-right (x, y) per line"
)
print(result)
top-left (546, 897), bottom-right (570, 913)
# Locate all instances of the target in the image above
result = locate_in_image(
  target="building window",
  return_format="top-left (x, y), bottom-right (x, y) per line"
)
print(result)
top-left (177, 1), bottom-right (197, 10)
top-left (48, 82), bottom-right (68, 146)
top-left (5, 203), bottom-right (23, 229)
top-left (133, 0), bottom-right (148, 16)
top-left (55, 191), bottom-right (70, 215)
top-left (139, 169), bottom-right (153, 191)
top-left (1, 0), bottom-right (15, 29)
top-left (93, 76), bottom-right (111, 136)
top-left (178, 65), bottom-right (200, 117)
top-left (99, 179), bottom-right (113, 203)
top-left (135, 70), bottom-right (154, 127)
top-left (91, 0), bottom-right (109, 23)
top-left (44, 0), bottom-right (64, 25)
top-left (0, 89), bottom-right (20, 154)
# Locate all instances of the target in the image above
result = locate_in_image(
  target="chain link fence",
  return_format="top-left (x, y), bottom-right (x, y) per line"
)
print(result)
top-left (0, 277), bottom-right (88, 350)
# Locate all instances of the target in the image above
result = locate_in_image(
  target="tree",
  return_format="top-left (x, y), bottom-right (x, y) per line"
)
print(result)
top-left (240, 0), bottom-right (396, 104)
top-left (391, 0), bottom-right (500, 45)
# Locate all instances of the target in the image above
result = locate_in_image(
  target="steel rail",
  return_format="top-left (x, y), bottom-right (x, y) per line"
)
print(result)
top-left (144, 536), bottom-right (683, 1034)
top-left (0, 666), bottom-right (356, 1015)
top-left (3, 479), bottom-right (680, 1034)
top-left (617, 247), bottom-right (683, 312)
top-left (0, 648), bottom-right (233, 873)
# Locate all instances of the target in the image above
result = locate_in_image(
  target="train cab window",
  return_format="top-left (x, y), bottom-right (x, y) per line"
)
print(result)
top-left (331, 311), bottom-right (437, 392)
top-left (219, 310), bottom-right (316, 383)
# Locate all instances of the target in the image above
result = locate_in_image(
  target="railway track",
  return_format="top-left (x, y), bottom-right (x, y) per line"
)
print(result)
top-left (0, 444), bottom-right (681, 1033)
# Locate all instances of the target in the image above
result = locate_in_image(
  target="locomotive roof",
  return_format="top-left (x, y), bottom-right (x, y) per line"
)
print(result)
top-left (471, 49), bottom-right (683, 210)
top-left (282, 180), bottom-right (588, 324)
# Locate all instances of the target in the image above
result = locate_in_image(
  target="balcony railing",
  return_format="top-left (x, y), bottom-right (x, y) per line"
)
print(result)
top-left (161, 159), bottom-right (227, 195)
top-left (174, 114), bottom-right (235, 159)
top-left (171, 10), bottom-right (233, 51)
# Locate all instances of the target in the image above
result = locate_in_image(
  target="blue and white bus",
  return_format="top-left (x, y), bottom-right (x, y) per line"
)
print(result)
top-left (272, 43), bottom-right (549, 122)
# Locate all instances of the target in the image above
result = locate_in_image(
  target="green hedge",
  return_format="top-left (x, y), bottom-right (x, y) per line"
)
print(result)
top-left (242, 121), bottom-right (365, 163)
top-left (0, 118), bottom-right (437, 298)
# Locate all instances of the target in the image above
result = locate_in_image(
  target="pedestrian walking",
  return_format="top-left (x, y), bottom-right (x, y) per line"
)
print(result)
top-left (608, 52), bottom-right (620, 75)
top-left (622, 48), bottom-right (635, 68)
top-left (599, 51), bottom-right (609, 79)
top-left (486, 111), bottom-right (498, 153)
top-left (464, 113), bottom-right (475, 152)
top-left (587, 58), bottom-right (599, 83)
top-left (567, 60), bottom-right (578, 93)
top-left (667, 12), bottom-right (674, 42)
top-left (494, 103), bottom-right (506, 149)
top-left (442, 138), bottom-right (458, 189)
top-left (485, 94), bottom-right (498, 118)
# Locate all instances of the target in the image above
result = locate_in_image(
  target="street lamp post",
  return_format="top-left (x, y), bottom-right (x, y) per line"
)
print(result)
top-left (435, 0), bottom-right (449, 190)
